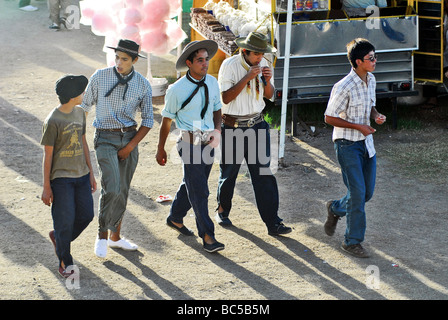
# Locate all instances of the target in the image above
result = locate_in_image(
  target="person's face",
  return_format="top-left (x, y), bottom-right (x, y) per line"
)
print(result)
top-left (357, 50), bottom-right (376, 72)
top-left (243, 50), bottom-right (264, 66)
top-left (186, 49), bottom-right (210, 79)
top-left (115, 51), bottom-right (137, 75)
top-left (73, 92), bottom-right (84, 105)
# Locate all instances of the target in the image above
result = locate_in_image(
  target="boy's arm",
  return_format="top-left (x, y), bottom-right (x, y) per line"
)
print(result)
top-left (82, 134), bottom-right (97, 193)
top-left (41, 146), bottom-right (54, 206)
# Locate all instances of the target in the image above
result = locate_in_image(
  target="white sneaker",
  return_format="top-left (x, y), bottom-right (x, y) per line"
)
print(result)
top-left (19, 5), bottom-right (38, 11)
top-left (108, 238), bottom-right (138, 251)
top-left (94, 237), bottom-right (107, 258)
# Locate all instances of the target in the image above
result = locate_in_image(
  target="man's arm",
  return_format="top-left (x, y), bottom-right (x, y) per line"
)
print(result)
top-left (221, 65), bottom-right (261, 104)
top-left (82, 134), bottom-right (97, 193)
top-left (261, 66), bottom-right (274, 100)
top-left (156, 117), bottom-right (173, 166)
top-left (118, 126), bottom-right (151, 161)
top-left (324, 115), bottom-right (376, 137)
top-left (370, 106), bottom-right (386, 125)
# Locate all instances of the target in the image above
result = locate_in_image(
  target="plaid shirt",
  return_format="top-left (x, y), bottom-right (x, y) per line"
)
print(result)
top-left (81, 67), bottom-right (154, 129)
top-left (325, 69), bottom-right (376, 157)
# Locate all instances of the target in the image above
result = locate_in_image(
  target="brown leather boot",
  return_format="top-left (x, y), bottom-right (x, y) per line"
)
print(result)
top-left (324, 200), bottom-right (340, 236)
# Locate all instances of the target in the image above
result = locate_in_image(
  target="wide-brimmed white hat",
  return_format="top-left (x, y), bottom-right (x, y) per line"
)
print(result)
top-left (176, 40), bottom-right (218, 72)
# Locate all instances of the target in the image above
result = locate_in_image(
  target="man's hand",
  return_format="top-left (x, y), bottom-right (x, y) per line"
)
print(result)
top-left (118, 145), bottom-right (133, 161)
top-left (156, 148), bottom-right (167, 166)
top-left (207, 129), bottom-right (221, 148)
top-left (375, 114), bottom-right (386, 125)
top-left (358, 124), bottom-right (376, 137)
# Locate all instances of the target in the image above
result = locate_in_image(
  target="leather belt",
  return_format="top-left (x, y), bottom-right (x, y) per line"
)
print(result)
top-left (222, 114), bottom-right (263, 128)
top-left (97, 125), bottom-right (137, 133)
top-left (180, 131), bottom-right (210, 146)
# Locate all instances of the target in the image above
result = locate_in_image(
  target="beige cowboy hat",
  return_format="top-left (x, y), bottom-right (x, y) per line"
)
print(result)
top-left (176, 40), bottom-right (218, 72)
top-left (235, 32), bottom-right (276, 53)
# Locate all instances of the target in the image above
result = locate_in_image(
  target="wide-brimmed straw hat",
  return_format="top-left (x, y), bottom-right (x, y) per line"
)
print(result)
top-left (175, 40), bottom-right (218, 72)
top-left (107, 39), bottom-right (146, 58)
top-left (235, 32), bottom-right (276, 53)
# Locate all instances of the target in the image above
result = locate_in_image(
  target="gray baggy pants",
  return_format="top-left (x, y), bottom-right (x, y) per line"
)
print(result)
top-left (94, 130), bottom-right (138, 233)
top-left (47, 0), bottom-right (72, 24)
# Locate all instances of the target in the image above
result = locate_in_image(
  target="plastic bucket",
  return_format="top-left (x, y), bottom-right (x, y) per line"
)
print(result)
top-left (152, 78), bottom-right (168, 97)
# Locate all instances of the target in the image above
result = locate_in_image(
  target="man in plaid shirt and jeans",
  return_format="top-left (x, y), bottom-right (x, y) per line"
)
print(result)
top-left (324, 38), bottom-right (386, 258)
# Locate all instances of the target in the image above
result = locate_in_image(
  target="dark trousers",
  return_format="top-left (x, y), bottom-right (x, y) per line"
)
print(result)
top-left (217, 120), bottom-right (282, 229)
top-left (169, 140), bottom-right (216, 240)
top-left (19, 0), bottom-right (30, 7)
top-left (51, 174), bottom-right (94, 267)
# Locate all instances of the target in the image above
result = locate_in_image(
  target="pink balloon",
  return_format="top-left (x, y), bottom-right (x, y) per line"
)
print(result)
top-left (119, 7), bottom-right (143, 25)
top-left (139, 18), bottom-right (167, 33)
top-left (91, 13), bottom-right (117, 36)
top-left (167, 0), bottom-right (181, 17)
top-left (167, 26), bottom-right (187, 49)
top-left (81, 7), bottom-right (95, 19)
top-left (125, 0), bottom-right (143, 8)
top-left (140, 31), bottom-right (169, 55)
top-left (166, 21), bottom-right (186, 49)
top-left (142, 0), bottom-right (170, 21)
top-left (119, 24), bottom-right (141, 44)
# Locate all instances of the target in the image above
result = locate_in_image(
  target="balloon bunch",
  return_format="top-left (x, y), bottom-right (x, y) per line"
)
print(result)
top-left (80, 0), bottom-right (187, 66)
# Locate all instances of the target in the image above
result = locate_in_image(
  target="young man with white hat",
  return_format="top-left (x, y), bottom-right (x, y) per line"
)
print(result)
top-left (156, 40), bottom-right (224, 253)
top-left (81, 39), bottom-right (153, 259)
top-left (216, 32), bottom-right (292, 236)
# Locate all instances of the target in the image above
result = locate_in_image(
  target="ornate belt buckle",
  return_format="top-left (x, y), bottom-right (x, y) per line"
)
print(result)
top-left (247, 118), bottom-right (255, 127)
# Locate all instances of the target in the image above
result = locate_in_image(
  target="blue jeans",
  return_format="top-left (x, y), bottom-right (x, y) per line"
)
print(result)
top-left (330, 139), bottom-right (376, 246)
top-left (51, 174), bottom-right (94, 267)
top-left (169, 140), bottom-right (216, 240)
top-left (217, 120), bottom-right (282, 229)
top-left (94, 130), bottom-right (139, 233)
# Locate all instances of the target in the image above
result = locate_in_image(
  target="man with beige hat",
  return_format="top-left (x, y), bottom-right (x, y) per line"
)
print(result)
top-left (216, 32), bottom-right (292, 236)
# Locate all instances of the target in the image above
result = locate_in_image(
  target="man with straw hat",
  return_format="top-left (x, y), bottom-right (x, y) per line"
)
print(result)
top-left (156, 40), bottom-right (225, 253)
top-left (216, 32), bottom-right (292, 236)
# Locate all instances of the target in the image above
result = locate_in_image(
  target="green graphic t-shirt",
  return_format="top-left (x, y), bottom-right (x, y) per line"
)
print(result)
top-left (40, 106), bottom-right (90, 180)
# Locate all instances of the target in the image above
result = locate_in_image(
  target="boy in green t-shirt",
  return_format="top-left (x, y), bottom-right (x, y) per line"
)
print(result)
top-left (41, 75), bottom-right (97, 278)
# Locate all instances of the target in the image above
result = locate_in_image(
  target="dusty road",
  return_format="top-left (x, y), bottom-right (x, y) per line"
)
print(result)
top-left (1, 0), bottom-right (448, 306)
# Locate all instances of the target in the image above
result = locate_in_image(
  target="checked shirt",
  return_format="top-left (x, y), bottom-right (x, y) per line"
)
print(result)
top-left (81, 67), bottom-right (154, 129)
top-left (325, 69), bottom-right (376, 157)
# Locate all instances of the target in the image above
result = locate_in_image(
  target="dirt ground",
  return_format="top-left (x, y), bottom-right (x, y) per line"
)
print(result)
top-left (1, 0), bottom-right (448, 303)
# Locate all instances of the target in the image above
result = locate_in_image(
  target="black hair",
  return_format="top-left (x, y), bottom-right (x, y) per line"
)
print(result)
top-left (116, 49), bottom-right (138, 61)
top-left (186, 48), bottom-right (209, 64)
top-left (346, 38), bottom-right (375, 69)
top-left (58, 96), bottom-right (71, 104)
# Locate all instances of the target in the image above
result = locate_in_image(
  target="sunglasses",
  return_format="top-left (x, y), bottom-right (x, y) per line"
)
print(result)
top-left (362, 54), bottom-right (377, 62)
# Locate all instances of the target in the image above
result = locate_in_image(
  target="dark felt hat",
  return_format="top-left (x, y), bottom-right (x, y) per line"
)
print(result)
top-left (235, 32), bottom-right (276, 53)
top-left (55, 74), bottom-right (88, 99)
top-left (176, 40), bottom-right (218, 72)
top-left (107, 39), bottom-right (146, 58)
